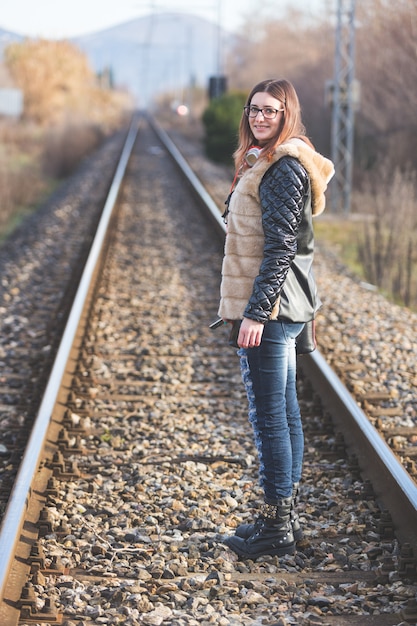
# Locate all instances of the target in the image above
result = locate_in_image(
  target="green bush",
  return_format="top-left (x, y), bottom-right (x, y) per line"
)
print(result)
top-left (202, 91), bottom-right (247, 164)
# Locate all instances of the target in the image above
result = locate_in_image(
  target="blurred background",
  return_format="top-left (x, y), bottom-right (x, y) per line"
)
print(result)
top-left (0, 0), bottom-right (416, 308)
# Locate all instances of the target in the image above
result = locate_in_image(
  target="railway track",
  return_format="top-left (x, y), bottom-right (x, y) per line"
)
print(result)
top-left (0, 114), bottom-right (416, 625)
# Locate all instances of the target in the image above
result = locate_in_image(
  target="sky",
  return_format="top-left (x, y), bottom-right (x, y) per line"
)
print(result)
top-left (0, 0), bottom-right (325, 39)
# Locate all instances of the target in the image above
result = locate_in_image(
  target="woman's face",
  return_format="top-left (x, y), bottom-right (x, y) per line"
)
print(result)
top-left (248, 91), bottom-right (284, 145)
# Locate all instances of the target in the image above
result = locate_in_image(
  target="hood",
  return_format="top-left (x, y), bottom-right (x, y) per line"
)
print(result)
top-left (244, 138), bottom-right (335, 216)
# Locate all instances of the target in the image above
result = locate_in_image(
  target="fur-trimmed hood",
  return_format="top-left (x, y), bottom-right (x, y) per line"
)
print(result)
top-left (246, 138), bottom-right (334, 216)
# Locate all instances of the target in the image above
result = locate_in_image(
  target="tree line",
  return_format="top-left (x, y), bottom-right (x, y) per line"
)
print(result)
top-left (4, 39), bottom-right (131, 127)
top-left (0, 39), bottom-right (132, 240)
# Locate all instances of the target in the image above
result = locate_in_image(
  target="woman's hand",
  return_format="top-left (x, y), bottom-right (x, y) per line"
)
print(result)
top-left (238, 317), bottom-right (264, 348)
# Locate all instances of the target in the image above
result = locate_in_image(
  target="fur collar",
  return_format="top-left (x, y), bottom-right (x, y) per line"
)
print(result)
top-left (242, 138), bottom-right (334, 216)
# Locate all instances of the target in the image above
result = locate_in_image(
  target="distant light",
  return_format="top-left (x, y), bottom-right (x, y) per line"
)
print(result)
top-left (177, 104), bottom-right (189, 116)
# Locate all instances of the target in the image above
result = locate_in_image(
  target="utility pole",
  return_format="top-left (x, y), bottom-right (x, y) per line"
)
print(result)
top-left (329, 0), bottom-right (358, 213)
top-left (208, 0), bottom-right (227, 99)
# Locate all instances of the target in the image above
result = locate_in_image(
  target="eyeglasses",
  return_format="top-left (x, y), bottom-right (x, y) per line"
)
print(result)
top-left (244, 105), bottom-right (284, 119)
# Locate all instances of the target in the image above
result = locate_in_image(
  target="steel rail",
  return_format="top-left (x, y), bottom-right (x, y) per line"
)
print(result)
top-left (152, 116), bottom-right (417, 554)
top-left (0, 115), bottom-right (140, 600)
top-left (148, 115), bottom-right (226, 238)
top-left (300, 350), bottom-right (417, 550)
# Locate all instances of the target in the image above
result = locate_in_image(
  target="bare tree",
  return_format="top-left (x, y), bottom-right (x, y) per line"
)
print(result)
top-left (355, 0), bottom-right (417, 171)
top-left (358, 165), bottom-right (417, 305)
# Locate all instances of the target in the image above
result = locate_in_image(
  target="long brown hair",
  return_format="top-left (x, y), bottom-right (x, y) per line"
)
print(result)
top-left (233, 78), bottom-right (312, 171)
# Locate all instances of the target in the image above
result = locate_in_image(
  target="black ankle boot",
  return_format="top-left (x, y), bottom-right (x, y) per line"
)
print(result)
top-left (224, 498), bottom-right (295, 559)
top-left (234, 483), bottom-right (303, 542)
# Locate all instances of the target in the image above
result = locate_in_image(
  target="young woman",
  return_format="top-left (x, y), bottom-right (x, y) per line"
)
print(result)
top-left (218, 78), bottom-right (334, 559)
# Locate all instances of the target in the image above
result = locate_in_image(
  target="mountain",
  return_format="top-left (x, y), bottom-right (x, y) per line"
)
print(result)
top-left (72, 13), bottom-right (234, 106)
top-left (0, 13), bottom-right (235, 105)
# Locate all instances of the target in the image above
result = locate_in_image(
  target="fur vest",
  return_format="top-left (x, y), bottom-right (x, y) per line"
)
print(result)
top-left (218, 139), bottom-right (334, 322)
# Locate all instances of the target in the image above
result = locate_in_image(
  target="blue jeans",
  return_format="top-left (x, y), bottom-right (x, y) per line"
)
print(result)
top-left (238, 321), bottom-right (304, 504)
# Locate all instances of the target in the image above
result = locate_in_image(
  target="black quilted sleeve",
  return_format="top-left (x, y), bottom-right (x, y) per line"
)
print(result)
top-left (243, 156), bottom-right (309, 322)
